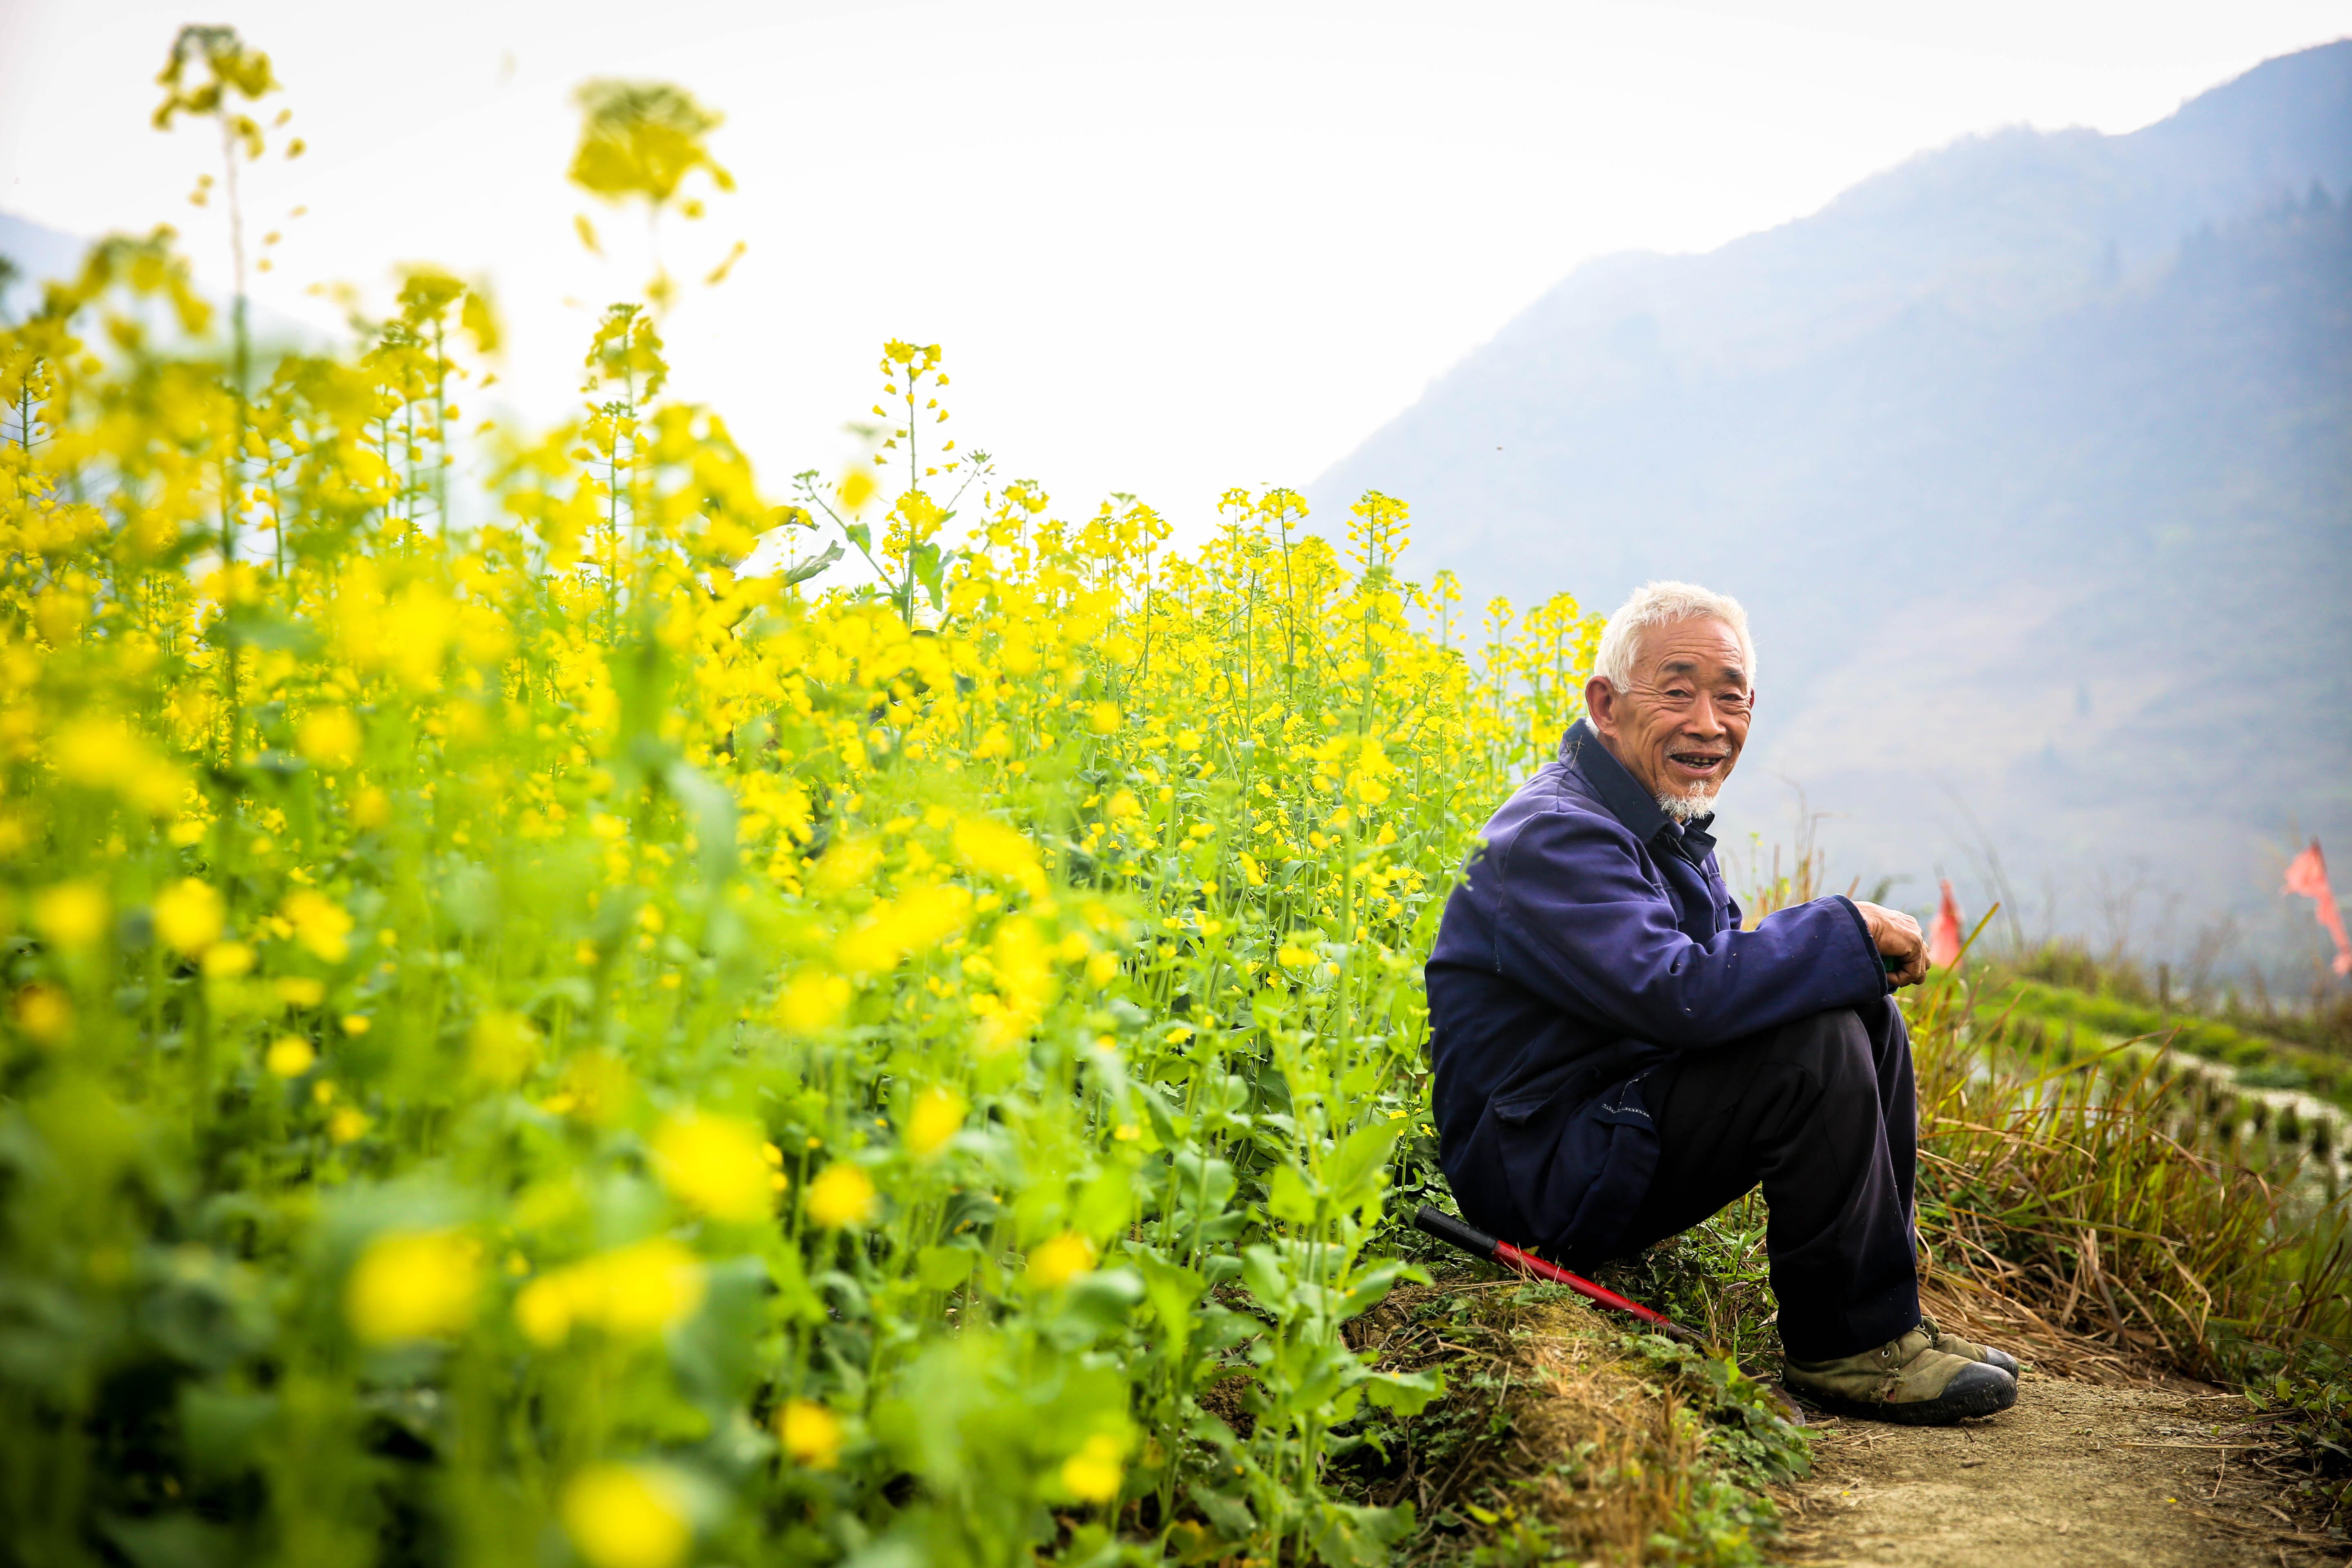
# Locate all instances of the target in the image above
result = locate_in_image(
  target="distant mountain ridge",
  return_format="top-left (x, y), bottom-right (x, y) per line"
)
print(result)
top-left (1310, 42), bottom-right (2352, 969)
top-left (0, 208), bottom-right (322, 347)
top-left (0, 211), bottom-right (87, 317)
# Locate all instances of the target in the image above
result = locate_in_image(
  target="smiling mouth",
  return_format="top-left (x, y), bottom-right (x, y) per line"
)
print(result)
top-left (1667, 751), bottom-right (1728, 780)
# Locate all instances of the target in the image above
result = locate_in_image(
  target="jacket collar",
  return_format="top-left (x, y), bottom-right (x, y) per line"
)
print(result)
top-left (1559, 718), bottom-right (1717, 863)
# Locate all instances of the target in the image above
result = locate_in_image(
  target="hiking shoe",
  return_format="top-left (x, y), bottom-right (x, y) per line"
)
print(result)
top-left (1784, 1327), bottom-right (2018, 1425)
top-left (1920, 1313), bottom-right (2021, 1378)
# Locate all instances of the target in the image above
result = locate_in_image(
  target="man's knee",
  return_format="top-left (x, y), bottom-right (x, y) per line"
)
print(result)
top-left (1767, 1007), bottom-right (1880, 1105)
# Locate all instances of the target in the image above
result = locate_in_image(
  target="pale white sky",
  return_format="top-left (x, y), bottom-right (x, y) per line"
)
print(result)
top-left (4, 0), bottom-right (2349, 536)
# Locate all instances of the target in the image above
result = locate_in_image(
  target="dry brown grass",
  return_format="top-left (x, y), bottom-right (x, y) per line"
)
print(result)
top-left (1347, 1277), bottom-right (1755, 1566)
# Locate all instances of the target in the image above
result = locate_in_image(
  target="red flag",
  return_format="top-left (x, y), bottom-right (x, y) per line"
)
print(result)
top-left (2284, 840), bottom-right (2352, 978)
top-left (1928, 878), bottom-right (1964, 969)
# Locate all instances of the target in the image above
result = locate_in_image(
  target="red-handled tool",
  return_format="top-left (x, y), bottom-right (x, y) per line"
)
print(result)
top-left (1411, 1203), bottom-right (1805, 1423)
top-left (1412, 1203), bottom-right (1806, 1423)
top-left (1412, 1204), bottom-right (1700, 1342)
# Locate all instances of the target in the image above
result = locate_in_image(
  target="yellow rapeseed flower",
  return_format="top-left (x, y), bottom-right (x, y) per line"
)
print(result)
top-left (810, 834), bottom-right (883, 895)
top-left (835, 884), bottom-right (969, 975)
top-left (652, 1110), bottom-right (771, 1222)
top-left (515, 1238), bottom-right (706, 1346)
top-left (1060, 1432), bottom-right (1124, 1503)
top-left (1087, 701), bottom-right (1121, 735)
top-left (775, 1399), bottom-right (844, 1470)
top-left (281, 890), bottom-right (353, 962)
top-left (560, 1463), bottom-right (692, 1568)
top-left (297, 706), bottom-right (363, 768)
top-left (838, 467), bottom-right (876, 514)
top-left (32, 882), bottom-right (109, 951)
top-left (1025, 1232), bottom-right (1095, 1289)
top-left (13, 982), bottom-right (72, 1044)
top-left (550, 1050), bottom-right (632, 1124)
top-left (345, 1229), bottom-right (480, 1344)
top-left (951, 813), bottom-right (1045, 898)
top-left (904, 1086), bottom-right (966, 1158)
top-left (804, 1163), bottom-right (878, 1229)
top-left (467, 1009), bottom-right (541, 1086)
top-left (774, 970), bottom-right (850, 1033)
top-left (264, 1036), bottom-right (316, 1077)
top-left (203, 941), bottom-right (256, 978)
top-left (151, 878), bottom-right (224, 956)
top-left (50, 715), bottom-right (183, 815)
top-left (350, 786), bottom-right (392, 829)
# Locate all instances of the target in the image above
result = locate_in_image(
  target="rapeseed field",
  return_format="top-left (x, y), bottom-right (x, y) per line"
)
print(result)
top-left (0, 31), bottom-right (1607, 1568)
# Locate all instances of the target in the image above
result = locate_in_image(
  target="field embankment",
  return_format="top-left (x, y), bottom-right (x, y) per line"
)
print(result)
top-left (1351, 965), bottom-right (2352, 1564)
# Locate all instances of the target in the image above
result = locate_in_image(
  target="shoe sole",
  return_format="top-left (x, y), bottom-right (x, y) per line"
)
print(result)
top-left (1790, 1372), bottom-right (2019, 1426)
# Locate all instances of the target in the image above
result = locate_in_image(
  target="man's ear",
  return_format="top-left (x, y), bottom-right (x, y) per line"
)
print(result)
top-left (1584, 675), bottom-right (1617, 736)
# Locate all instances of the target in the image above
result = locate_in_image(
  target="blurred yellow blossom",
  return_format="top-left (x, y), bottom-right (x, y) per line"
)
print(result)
top-left (152, 878), bottom-right (224, 956)
top-left (1026, 1232), bottom-right (1095, 1289)
top-left (1060, 1432), bottom-right (1125, 1503)
top-left (264, 1036), bottom-right (316, 1076)
top-left (652, 1110), bottom-right (771, 1222)
top-left (515, 1237), bottom-right (706, 1345)
top-left (774, 969), bottom-right (849, 1033)
top-left (467, 1009), bottom-right (540, 1086)
top-left (282, 890), bottom-right (353, 962)
top-left (50, 715), bottom-right (183, 815)
top-left (560, 1463), bottom-right (692, 1568)
top-left (776, 1399), bottom-right (844, 1470)
top-left (297, 707), bottom-right (363, 768)
top-left (33, 882), bottom-right (109, 951)
top-left (203, 942), bottom-right (256, 978)
top-left (804, 1163), bottom-right (878, 1229)
top-left (345, 1229), bottom-right (479, 1343)
top-left (904, 1086), bottom-right (966, 1158)
top-left (13, 983), bottom-right (72, 1044)
top-left (951, 813), bottom-right (1046, 898)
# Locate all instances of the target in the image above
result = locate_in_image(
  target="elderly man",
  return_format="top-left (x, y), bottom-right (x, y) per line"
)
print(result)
top-left (1425, 581), bottom-right (2018, 1423)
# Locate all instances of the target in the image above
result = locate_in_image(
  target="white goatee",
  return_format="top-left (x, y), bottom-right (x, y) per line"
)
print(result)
top-left (1654, 788), bottom-right (1716, 823)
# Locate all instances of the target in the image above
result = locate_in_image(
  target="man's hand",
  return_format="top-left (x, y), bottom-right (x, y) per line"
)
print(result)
top-left (1853, 900), bottom-right (1928, 987)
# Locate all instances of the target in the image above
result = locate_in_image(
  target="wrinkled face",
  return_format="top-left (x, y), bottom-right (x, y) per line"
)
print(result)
top-left (1584, 617), bottom-right (1753, 814)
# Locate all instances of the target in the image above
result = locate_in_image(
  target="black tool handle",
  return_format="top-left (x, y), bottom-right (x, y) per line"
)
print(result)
top-left (1414, 1204), bottom-right (1499, 1259)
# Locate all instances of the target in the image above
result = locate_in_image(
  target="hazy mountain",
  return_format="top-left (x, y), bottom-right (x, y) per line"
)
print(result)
top-left (0, 211), bottom-right (84, 318)
top-left (1311, 42), bottom-right (2352, 972)
top-left (0, 208), bottom-right (323, 348)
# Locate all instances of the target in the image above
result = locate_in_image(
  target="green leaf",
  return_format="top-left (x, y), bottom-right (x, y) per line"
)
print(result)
top-left (210, 604), bottom-right (319, 654)
top-left (1266, 1161), bottom-right (1319, 1225)
top-left (1363, 1366), bottom-right (1445, 1418)
top-left (915, 1244), bottom-right (975, 1291)
top-left (1239, 1244), bottom-right (1290, 1317)
top-left (1310, 1500), bottom-right (1415, 1568)
top-left (781, 537), bottom-right (843, 586)
top-left (1323, 1118), bottom-right (1403, 1214)
top-left (1186, 1483), bottom-right (1256, 1541)
top-left (1133, 1252), bottom-right (1205, 1364)
top-left (1071, 1164), bottom-right (1133, 1239)
top-left (662, 760), bottom-right (739, 882)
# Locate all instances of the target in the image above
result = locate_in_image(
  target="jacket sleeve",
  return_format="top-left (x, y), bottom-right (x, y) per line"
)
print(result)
top-left (1489, 805), bottom-right (1887, 1047)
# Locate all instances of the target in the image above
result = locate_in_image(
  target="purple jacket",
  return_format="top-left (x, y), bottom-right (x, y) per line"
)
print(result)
top-left (1425, 719), bottom-right (1887, 1262)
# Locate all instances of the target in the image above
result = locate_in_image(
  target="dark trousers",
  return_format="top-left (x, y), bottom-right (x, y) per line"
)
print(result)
top-left (1617, 1000), bottom-right (1921, 1362)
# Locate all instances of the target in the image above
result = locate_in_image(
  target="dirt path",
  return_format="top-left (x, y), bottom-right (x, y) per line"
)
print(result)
top-left (1779, 1375), bottom-right (2324, 1566)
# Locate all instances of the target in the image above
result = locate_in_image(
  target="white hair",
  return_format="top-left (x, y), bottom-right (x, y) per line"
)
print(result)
top-left (1592, 580), bottom-right (1756, 693)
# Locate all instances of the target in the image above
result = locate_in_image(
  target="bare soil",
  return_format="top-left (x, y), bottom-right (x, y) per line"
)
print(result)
top-left (1779, 1374), bottom-right (2331, 1567)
